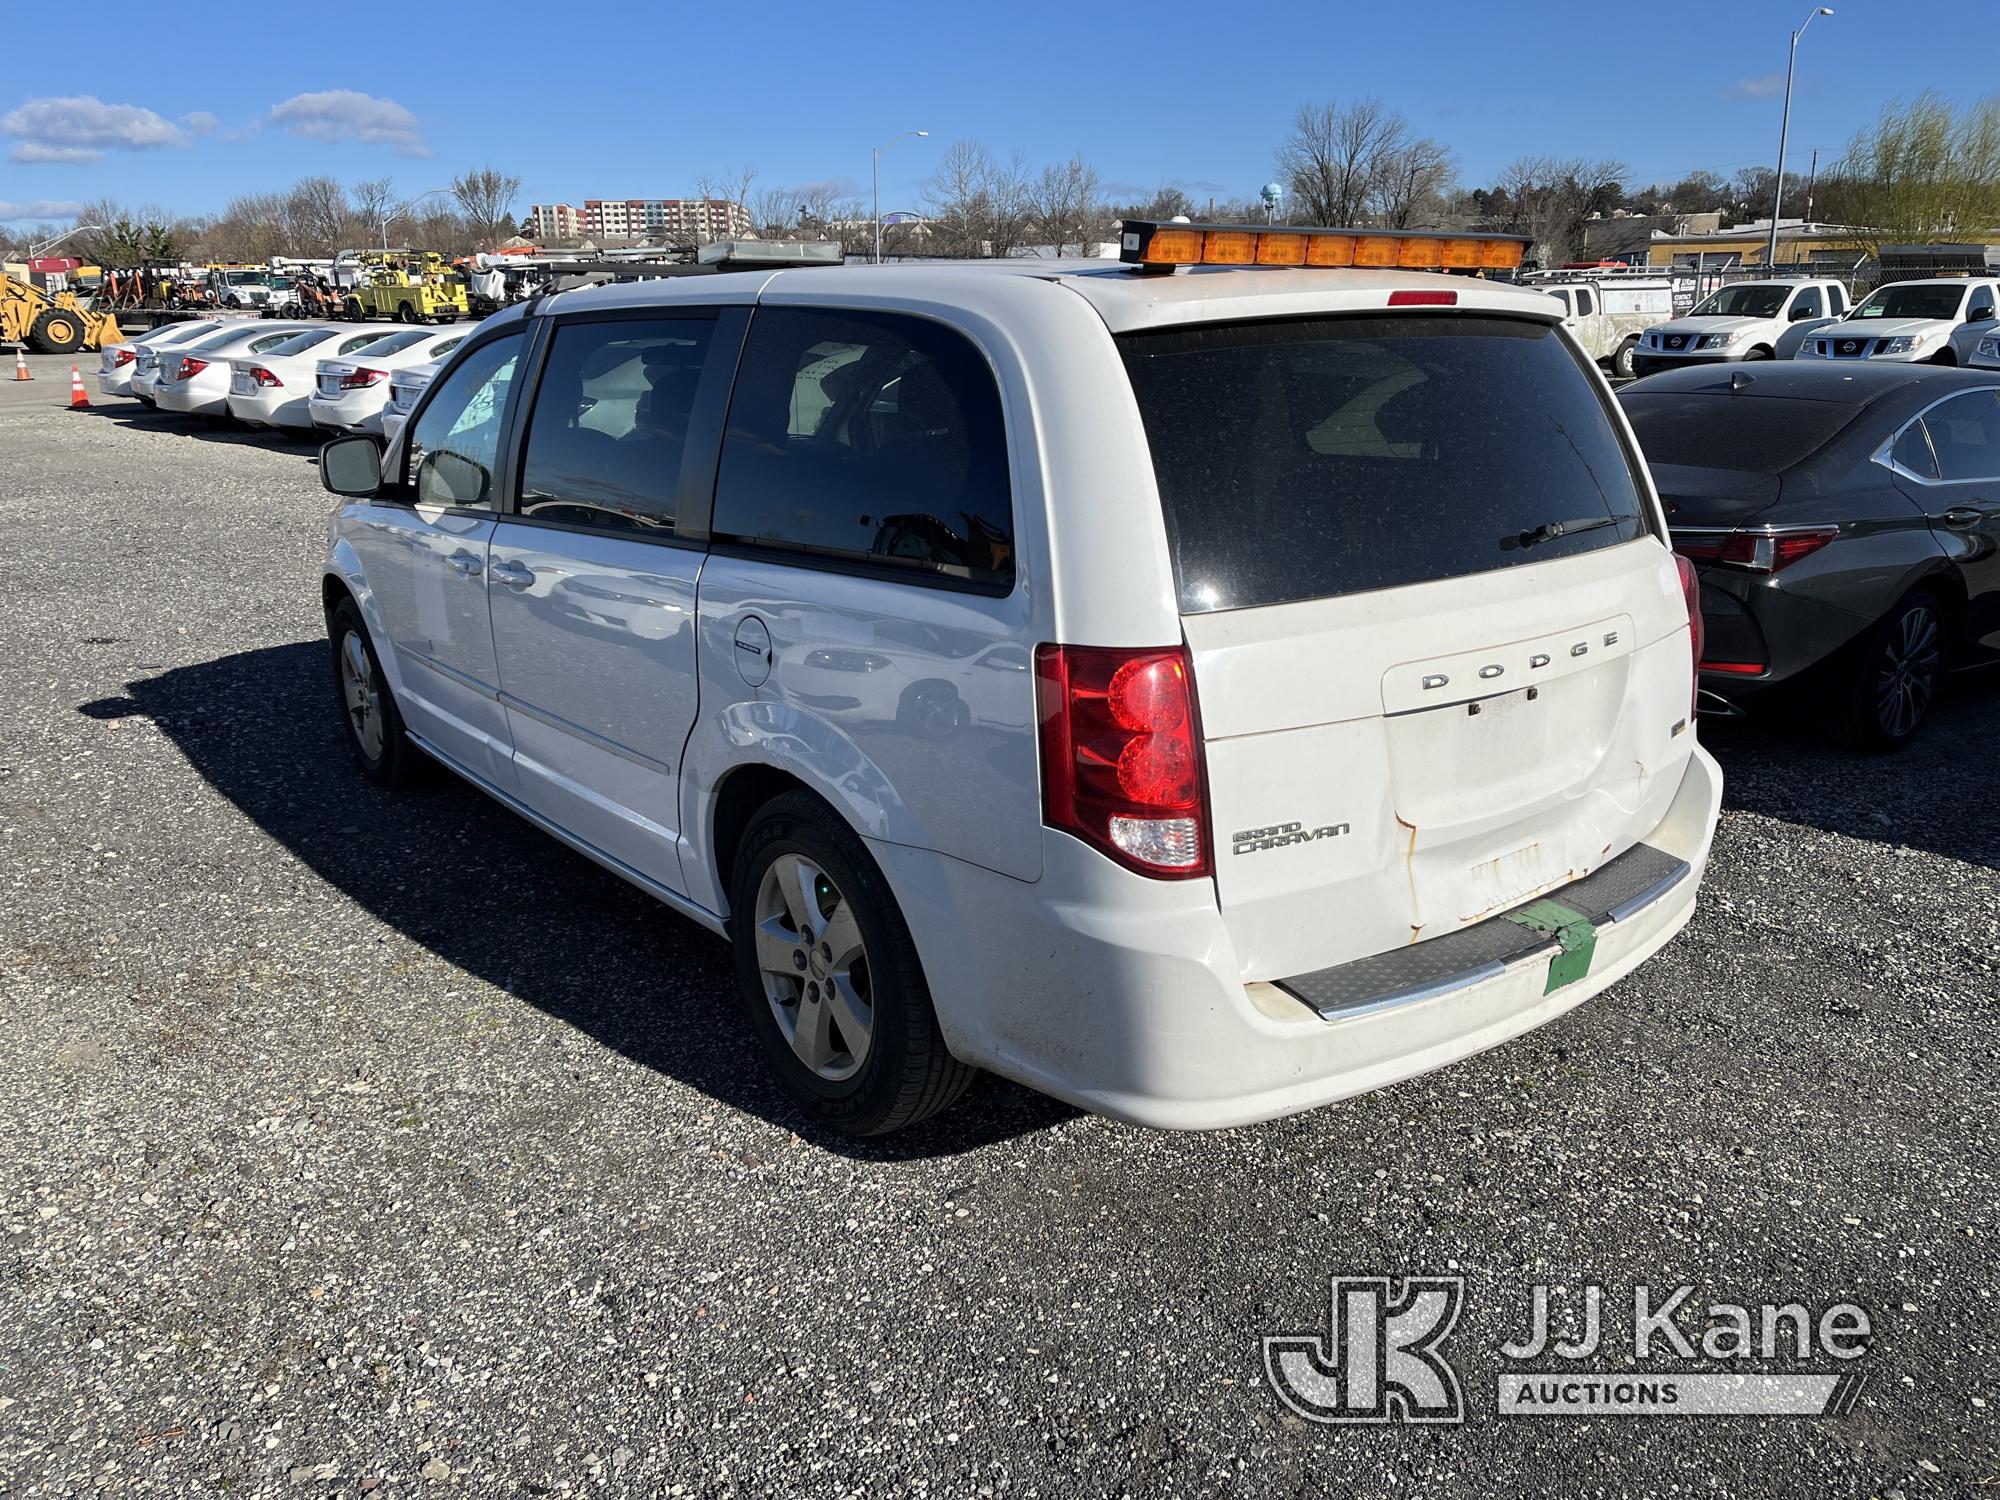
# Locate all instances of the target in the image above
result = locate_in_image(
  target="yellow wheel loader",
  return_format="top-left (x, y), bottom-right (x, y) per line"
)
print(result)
top-left (1, 271), bottom-right (123, 354)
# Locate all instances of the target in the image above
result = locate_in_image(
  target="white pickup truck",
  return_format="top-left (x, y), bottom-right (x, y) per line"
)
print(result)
top-left (1632, 278), bottom-right (1849, 375)
top-left (1521, 272), bottom-right (1675, 379)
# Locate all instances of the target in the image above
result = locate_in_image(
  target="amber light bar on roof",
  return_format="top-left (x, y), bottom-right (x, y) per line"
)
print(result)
top-left (1119, 220), bottom-right (1530, 273)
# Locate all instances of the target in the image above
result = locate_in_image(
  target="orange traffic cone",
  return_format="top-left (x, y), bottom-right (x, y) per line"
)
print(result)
top-left (12, 348), bottom-right (29, 381)
top-left (68, 364), bottom-right (88, 409)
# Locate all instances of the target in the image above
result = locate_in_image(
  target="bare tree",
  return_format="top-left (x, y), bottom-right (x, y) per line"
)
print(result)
top-left (285, 176), bottom-right (354, 255)
top-left (1370, 137), bottom-right (1455, 228)
top-left (1277, 100), bottom-right (1399, 225)
top-left (1496, 156), bottom-right (1628, 266)
top-left (693, 165), bottom-right (759, 240)
top-left (452, 166), bottom-right (523, 249)
top-left (1027, 154), bottom-right (1103, 255)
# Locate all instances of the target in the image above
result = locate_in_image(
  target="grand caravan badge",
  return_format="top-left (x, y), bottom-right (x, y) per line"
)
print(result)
top-left (1232, 820), bottom-right (1350, 855)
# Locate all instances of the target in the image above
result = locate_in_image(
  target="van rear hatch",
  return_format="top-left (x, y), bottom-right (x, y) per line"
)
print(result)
top-left (1119, 312), bottom-right (1696, 981)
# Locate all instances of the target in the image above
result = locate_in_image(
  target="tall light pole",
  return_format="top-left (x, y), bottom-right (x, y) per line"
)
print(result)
top-left (29, 224), bottom-right (106, 258)
top-left (873, 130), bottom-right (928, 264)
top-left (1767, 6), bottom-right (1834, 269)
top-left (382, 187), bottom-right (454, 252)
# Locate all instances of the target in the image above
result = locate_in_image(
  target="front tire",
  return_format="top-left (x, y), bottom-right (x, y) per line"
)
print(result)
top-left (30, 309), bottom-right (84, 354)
top-left (1837, 590), bottom-right (1946, 750)
top-left (730, 791), bottom-right (975, 1135)
top-left (328, 598), bottom-right (424, 787)
top-left (1931, 348), bottom-right (1958, 367)
top-left (1742, 346), bottom-right (1774, 361)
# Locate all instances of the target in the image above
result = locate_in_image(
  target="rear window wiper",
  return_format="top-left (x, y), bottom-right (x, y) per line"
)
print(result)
top-left (1508, 515), bottom-right (1624, 550)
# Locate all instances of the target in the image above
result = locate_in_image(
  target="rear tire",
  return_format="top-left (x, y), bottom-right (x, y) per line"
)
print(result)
top-left (729, 791), bottom-right (976, 1135)
top-left (1835, 590), bottom-right (1946, 751)
top-left (395, 302), bottom-right (417, 324)
top-left (1611, 338), bottom-right (1638, 380)
top-left (328, 598), bottom-right (424, 788)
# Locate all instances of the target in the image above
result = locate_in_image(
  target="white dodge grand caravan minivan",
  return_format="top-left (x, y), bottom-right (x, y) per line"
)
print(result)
top-left (318, 221), bottom-right (1723, 1135)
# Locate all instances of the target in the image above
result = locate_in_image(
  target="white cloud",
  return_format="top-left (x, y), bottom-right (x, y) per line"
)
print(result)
top-left (0, 197), bottom-right (86, 222)
top-left (1, 95), bottom-right (191, 163)
top-left (180, 110), bottom-right (220, 136)
top-left (268, 90), bottom-right (428, 156)
top-left (1724, 74), bottom-right (1786, 101)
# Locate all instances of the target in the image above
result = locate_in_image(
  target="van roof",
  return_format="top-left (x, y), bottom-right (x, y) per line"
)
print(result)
top-left (540, 260), bottom-right (1564, 335)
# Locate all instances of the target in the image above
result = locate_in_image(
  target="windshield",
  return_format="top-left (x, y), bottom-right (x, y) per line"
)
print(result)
top-left (1120, 314), bottom-right (1647, 613)
top-left (1619, 392), bottom-right (1860, 474)
top-left (1690, 285), bottom-right (1788, 318)
top-left (189, 327), bottom-right (258, 352)
top-left (351, 329), bottom-right (428, 358)
top-left (1851, 284), bottom-right (1967, 321)
top-left (264, 329), bottom-right (339, 358)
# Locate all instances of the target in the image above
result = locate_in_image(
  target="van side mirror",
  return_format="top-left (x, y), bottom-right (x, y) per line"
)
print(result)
top-left (320, 434), bottom-right (384, 497)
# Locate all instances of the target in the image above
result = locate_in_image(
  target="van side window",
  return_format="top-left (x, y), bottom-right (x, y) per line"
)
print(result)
top-left (517, 318), bottom-right (714, 535)
top-left (712, 307), bottom-right (1015, 589)
top-left (1574, 287), bottom-right (1594, 317)
top-left (405, 329), bottom-right (524, 510)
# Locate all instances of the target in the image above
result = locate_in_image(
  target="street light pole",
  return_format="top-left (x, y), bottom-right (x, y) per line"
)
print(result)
top-left (381, 187), bottom-right (454, 252)
top-left (1768, 7), bottom-right (1834, 269)
top-left (29, 224), bottom-right (106, 258)
top-left (873, 130), bottom-right (929, 264)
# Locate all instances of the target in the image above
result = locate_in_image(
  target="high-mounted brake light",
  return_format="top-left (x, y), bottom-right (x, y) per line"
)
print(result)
top-left (176, 357), bottom-right (208, 380)
top-left (1387, 290), bottom-right (1458, 307)
top-left (1120, 219), bottom-right (1529, 274)
top-left (1035, 644), bottom-right (1211, 879)
top-left (339, 368), bottom-right (386, 390)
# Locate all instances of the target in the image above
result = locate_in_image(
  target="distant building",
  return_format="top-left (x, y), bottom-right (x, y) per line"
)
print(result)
top-left (528, 203), bottom-right (581, 240)
top-left (564, 198), bottom-right (752, 242)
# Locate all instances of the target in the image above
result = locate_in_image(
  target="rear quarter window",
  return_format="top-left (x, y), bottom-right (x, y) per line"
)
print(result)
top-left (1619, 393), bottom-right (1860, 474)
top-left (1120, 314), bottom-right (1647, 613)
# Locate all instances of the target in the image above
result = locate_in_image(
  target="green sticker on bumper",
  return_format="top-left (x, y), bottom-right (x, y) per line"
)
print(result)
top-left (1504, 899), bottom-right (1598, 994)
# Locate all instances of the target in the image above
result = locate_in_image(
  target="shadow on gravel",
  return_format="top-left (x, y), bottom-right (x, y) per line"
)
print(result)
top-left (81, 643), bottom-right (1079, 1160)
top-left (1704, 665), bottom-right (2000, 870)
top-left (82, 403), bottom-right (323, 457)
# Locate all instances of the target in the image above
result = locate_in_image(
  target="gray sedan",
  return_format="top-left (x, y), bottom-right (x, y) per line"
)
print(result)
top-left (1619, 363), bottom-right (2000, 748)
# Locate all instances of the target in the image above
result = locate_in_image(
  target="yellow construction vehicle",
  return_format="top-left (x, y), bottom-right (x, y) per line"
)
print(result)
top-left (335, 250), bottom-right (470, 324)
top-left (0, 270), bottom-right (123, 353)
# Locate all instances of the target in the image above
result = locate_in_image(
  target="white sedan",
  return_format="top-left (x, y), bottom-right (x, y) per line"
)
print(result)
top-left (225, 327), bottom-right (410, 430)
top-left (154, 323), bottom-right (319, 416)
top-left (96, 320), bottom-right (224, 398)
top-left (1794, 277), bottom-right (2000, 366)
top-left (379, 358), bottom-right (441, 450)
top-left (308, 326), bottom-right (472, 437)
top-left (127, 322), bottom-right (248, 403)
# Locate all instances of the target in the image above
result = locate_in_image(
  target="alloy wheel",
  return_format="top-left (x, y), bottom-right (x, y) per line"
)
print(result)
top-left (753, 853), bottom-right (874, 1082)
top-left (1875, 604), bottom-right (1941, 740)
top-left (339, 630), bottom-right (385, 761)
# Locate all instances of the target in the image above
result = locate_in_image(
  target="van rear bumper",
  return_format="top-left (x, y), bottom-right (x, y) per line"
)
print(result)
top-left (876, 742), bottom-right (1722, 1131)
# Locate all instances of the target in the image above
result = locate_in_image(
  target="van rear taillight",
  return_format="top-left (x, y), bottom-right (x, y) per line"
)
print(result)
top-left (1034, 644), bottom-right (1210, 878)
top-left (1675, 554), bottom-right (1703, 719)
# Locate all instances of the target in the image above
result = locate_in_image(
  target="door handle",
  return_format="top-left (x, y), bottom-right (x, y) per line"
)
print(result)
top-left (1939, 507), bottom-right (1984, 530)
top-left (446, 550), bottom-right (483, 576)
top-left (490, 559), bottom-right (536, 590)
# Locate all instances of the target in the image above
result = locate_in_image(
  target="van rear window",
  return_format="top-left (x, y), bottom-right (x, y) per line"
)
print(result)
top-left (1119, 315), bottom-right (1647, 613)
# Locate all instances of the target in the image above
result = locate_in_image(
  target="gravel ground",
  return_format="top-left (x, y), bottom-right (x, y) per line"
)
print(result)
top-left (1, 354), bottom-right (1995, 1497)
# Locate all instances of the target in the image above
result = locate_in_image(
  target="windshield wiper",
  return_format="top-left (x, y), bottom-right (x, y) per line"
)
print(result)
top-left (1509, 515), bottom-right (1623, 550)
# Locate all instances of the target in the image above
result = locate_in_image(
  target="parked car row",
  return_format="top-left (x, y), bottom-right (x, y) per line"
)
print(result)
top-left (94, 316), bottom-right (472, 438)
